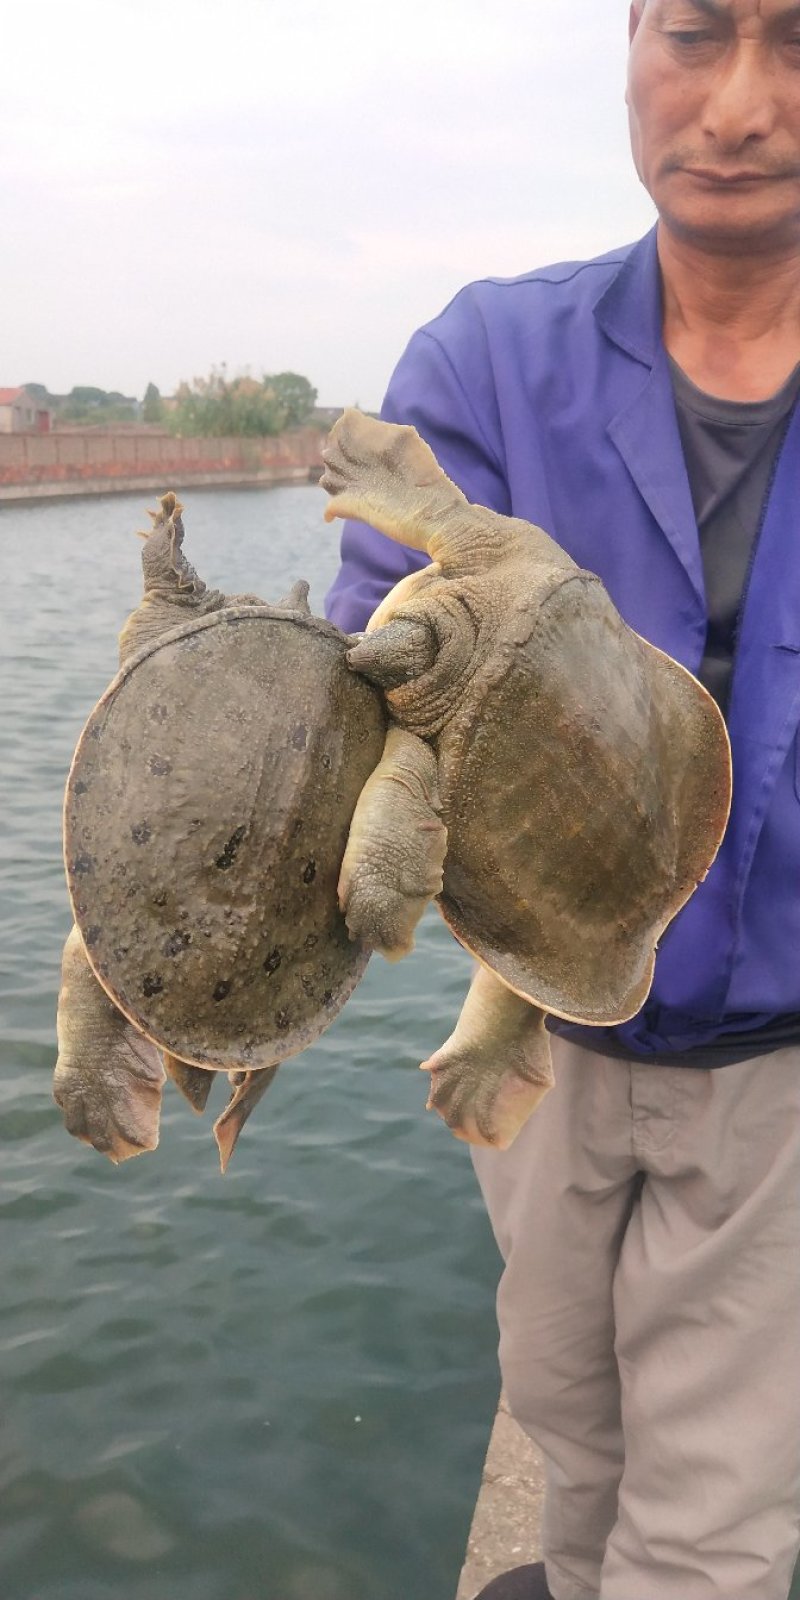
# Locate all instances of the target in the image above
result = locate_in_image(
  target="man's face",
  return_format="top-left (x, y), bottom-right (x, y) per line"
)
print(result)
top-left (627, 0), bottom-right (800, 253)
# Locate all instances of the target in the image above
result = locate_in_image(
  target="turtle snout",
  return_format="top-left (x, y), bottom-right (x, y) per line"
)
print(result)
top-left (346, 616), bottom-right (438, 690)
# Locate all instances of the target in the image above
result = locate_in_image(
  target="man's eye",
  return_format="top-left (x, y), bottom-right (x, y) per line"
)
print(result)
top-left (667, 30), bottom-right (714, 45)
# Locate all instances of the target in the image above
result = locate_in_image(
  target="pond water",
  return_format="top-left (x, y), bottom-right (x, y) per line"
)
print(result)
top-left (0, 486), bottom-right (501, 1600)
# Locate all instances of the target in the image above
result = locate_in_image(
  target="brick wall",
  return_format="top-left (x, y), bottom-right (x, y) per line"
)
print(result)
top-left (0, 427), bottom-right (325, 489)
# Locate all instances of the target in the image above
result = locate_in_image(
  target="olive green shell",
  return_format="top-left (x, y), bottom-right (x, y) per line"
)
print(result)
top-left (65, 606), bottom-right (386, 1069)
top-left (434, 572), bottom-right (731, 1025)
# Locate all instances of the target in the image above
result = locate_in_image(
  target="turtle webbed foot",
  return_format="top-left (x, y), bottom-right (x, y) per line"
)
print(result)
top-left (422, 967), bottom-right (554, 1148)
top-left (321, 409), bottom-right (464, 552)
top-left (54, 927), bottom-right (165, 1163)
top-left (213, 1064), bottom-right (280, 1173)
top-left (338, 726), bottom-right (447, 959)
top-left (54, 1047), bottom-right (164, 1164)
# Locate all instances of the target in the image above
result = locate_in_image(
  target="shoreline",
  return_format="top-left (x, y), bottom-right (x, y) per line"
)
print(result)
top-left (0, 464), bottom-right (321, 505)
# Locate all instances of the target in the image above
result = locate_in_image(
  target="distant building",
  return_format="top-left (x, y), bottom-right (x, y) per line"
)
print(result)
top-left (311, 405), bottom-right (377, 429)
top-left (311, 406), bottom-right (344, 429)
top-left (0, 387), bottom-right (52, 433)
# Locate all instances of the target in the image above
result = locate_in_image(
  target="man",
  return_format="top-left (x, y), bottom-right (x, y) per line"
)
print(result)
top-left (325, 4), bottom-right (800, 1597)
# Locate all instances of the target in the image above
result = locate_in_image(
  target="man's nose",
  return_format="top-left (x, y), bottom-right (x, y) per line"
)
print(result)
top-left (701, 44), bottom-right (778, 150)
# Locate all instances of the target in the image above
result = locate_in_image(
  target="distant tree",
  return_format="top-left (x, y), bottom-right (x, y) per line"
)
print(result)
top-left (170, 367), bottom-right (316, 437)
top-left (142, 381), bottom-right (164, 423)
top-left (270, 371), bottom-right (317, 427)
top-left (68, 386), bottom-right (107, 406)
top-left (61, 386), bottom-right (137, 423)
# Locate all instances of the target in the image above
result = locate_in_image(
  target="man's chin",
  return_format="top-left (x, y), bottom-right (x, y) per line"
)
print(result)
top-left (657, 200), bottom-right (800, 258)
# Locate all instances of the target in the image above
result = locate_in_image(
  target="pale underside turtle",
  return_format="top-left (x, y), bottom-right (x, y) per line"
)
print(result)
top-left (317, 409), bottom-right (732, 1147)
top-left (54, 494), bottom-right (385, 1169)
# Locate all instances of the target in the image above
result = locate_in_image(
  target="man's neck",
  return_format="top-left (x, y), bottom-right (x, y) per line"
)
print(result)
top-left (658, 224), bottom-right (800, 401)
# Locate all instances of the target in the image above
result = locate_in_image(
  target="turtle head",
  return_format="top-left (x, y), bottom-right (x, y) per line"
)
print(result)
top-left (137, 492), bottom-right (207, 602)
top-left (346, 575), bottom-right (481, 739)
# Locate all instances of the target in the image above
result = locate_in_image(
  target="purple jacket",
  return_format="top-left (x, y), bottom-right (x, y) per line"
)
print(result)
top-left (325, 229), bottom-right (800, 1056)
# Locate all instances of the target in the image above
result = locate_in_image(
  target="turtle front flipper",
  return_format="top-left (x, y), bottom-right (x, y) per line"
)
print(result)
top-left (53, 926), bottom-right (165, 1163)
top-left (321, 409), bottom-right (468, 557)
top-left (322, 410), bottom-right (553, 579)
top-left (338, 725), bottom-right (447, 959)
top-left (422, 966), bottom-right (554, 1149)
top-left (213, 1065), bottom-right (280, 1173)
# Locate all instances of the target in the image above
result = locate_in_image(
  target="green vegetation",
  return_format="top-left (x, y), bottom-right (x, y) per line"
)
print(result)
top-left (142, 381), bottom-right (164, 423)
top-left (60, 386), bottom-right (139, 424)
top-left (20, 383), bottom-right (140, 424)
top-left (17, 371), bottom-right (320, 434)
top-left (169, 369), bottom-right (317, 437)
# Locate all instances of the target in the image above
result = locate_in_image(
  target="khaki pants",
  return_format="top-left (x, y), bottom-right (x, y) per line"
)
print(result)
top-left (472, 1039), bottom-right (800, 1600)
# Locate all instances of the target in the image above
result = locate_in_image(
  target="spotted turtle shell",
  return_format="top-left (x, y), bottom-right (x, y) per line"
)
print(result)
top-left (64, 605), bottom-right (386, 1069)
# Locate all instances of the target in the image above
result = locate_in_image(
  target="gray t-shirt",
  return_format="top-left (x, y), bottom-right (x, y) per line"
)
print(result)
top-left (670, 356), bottom-right (800, 713)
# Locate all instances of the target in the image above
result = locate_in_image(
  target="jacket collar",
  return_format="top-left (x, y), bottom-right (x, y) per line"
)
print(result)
top-left (593, 225), bottom-right (663, 367)
top-left (593, 227), bottom-right (707, 615)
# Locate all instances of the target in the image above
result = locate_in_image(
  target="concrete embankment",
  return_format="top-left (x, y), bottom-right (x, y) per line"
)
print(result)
top-left (0, 425), bottom-right (325, 503)
top-left (456, 1396), bottom-right (543, 1599)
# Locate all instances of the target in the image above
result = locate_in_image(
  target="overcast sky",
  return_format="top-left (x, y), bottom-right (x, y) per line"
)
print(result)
top-left (3, 0), bottom-right (655, 411)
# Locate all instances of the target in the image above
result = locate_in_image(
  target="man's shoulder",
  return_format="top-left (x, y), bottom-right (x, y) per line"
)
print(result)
top-left (477, 237), bottom-right (637, 293)
top-left (420, 237), bottom-right (643, 344)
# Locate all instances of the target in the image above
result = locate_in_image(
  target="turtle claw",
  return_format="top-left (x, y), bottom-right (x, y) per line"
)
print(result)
top-left (423, 1049), bottom-right (552, 1150)
top-left (420, 967), bottom-right (554, 1149)
top-left (53, 1061), bottom-right (163, 1164)
top-left (212, 1064), bottom-right (280, 1172)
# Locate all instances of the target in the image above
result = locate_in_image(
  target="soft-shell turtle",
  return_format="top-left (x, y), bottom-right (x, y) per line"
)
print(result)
top-left (320, 410), bottom-right (732, 1148)
top-left (54, 494), bottom-right (385, 1168)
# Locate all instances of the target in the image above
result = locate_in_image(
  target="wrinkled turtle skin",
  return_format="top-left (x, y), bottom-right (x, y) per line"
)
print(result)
top-left (55, 494), bottom-right (385, 1169)
top-left (321, 410), bottom-right (733, 1149)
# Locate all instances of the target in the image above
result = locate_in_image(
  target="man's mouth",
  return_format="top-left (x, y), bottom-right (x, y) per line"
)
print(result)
top-left (684, 167), bottom-right (790, 185)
